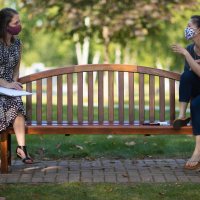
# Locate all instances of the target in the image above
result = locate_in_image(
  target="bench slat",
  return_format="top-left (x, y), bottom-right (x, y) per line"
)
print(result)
top-left (88, 72), bottom-right (94, 123)
top-left (77, 72), bottom-right (83, 124)
top-left (159, 77), bottom-right (165, 121)
top-left (36, 79), bottom-right (42, 124)
top-left (98, 71), bottom-right (104, 123)
top-left (139, 74), bottom-right (145, 124)
top-left (67, 74), bottom-right (73, 123)
top-left (47, 77), bottom-right (53, 124)
top-left (26, 82), bottom-right (32, 122)
top-left (20, 65), bottom-right (182, 128)
top-left (170, 79), bottom-right (176, 124)
top-left (108, 71), bottom-right (114, 123)
top-left (119, 72), bottom-right (124, 123)
top-left (128, 72), bottom-right (134, 123)
top-left (149, 75), bottom-right (155, 122)
top-left (57, 75), bottom-right (63, 123)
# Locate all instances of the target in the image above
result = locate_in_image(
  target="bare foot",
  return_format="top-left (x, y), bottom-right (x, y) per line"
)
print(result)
top-left (185, 151), bottom-right (200, 168)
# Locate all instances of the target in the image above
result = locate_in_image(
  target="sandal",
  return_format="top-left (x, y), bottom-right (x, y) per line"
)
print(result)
top-left (173, 117), bottom-right (191, 129)
top-left (184, 160), bottom-right (200, 170)
top-left (16, 146), bottom-right (33, 164)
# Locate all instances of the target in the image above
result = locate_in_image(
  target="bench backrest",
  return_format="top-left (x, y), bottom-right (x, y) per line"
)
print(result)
top-left (19, 64), bottom-right (180, 125)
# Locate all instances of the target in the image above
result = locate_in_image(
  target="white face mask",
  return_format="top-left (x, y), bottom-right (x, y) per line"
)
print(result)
top-left (184, 27), bottom-right (197, 40)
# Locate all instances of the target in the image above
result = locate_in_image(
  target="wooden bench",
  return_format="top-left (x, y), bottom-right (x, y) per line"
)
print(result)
top-left (0, 64), bottom-right (192, 173)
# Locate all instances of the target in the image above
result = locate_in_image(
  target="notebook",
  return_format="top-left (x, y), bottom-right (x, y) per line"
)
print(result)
top-left (0, 86), bottom-right (32, 96)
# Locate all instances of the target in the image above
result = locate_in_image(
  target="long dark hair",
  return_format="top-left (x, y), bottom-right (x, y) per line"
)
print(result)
top-left (191, 15), bottom-right (200, 28)
top-left (0, 8), bottom-right (18, 44)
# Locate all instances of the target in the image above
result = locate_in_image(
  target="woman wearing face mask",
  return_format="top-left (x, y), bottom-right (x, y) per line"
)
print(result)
top-left (0, 8), bottom-right (33, 164)
top-left (171, 15), bottom-right (200, 169)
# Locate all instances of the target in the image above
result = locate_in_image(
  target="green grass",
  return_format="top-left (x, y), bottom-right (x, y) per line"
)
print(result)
top-left (26, 103), bottom-right (178, 122)
top-left (3, 100), bottom-right (191, 160)
top-left (8, 104), bottom-right (193, 160)
top-left (11, 134), bottom-right (194, 160)
top-left (3, 105), bottom-right (197, 199)
top-left (0, 183), bottom-right (200, 200)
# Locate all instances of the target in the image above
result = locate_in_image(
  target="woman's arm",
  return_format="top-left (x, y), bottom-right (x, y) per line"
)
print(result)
top-left (13, 43), bottom-right (22, 81)
top-left (171, 44), bottom-right (200, 76)
top-left (0, 78), bottom-right (22, 90)
top-left (0, 78), bottom-right (10, 87)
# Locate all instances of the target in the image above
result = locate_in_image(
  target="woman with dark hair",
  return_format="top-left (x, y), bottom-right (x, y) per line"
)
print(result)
top-left (0, 8), bottom-right (33, 164)
top-left (172, 15), bottom-right (200, 169)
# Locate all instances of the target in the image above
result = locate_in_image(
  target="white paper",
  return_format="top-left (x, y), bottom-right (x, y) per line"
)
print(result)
top-left (0, 86), bottom-right (32, 96)
top-left (158, 121), bottom-right (169, 126)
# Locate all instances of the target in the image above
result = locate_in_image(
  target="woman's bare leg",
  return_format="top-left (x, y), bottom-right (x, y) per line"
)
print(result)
top-left (178, 102), bottom-right (188, 119)
top-left (13, 114), bottom-right (25, 146)
top-left (185, 135), bottom-right (200, 167)
top-left (13, 114), bottom-right (32, 163)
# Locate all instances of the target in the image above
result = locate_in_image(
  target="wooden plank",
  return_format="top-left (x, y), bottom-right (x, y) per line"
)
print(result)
top-left (26, 82), bottom-right (32, 122)
top-left (36, 79), bottom-right (42, 124)
top-left (118, 72), bottom-right (124, 124)
top-left (139, 74), bottom-right (145, 124)
top-left (108, 71), bottom-right (114, 123)
top-left (47, 77), bottom-right (52, 124)
top-left (129, 72), bottom-right (134, 123)
top-left (98, 71), bottom-right (104, 123)
top-left (57, 75), bottom-right (63, 123)
top-left (159, 77), bottom-right (165, 121)
top-left (170, 79), bottom-right (175, 124)
top-left (67, 74), bottom-right (73, 123)
top-left (21, 124), bottom-right (193, 135)
top-left (88, 72), bottom-right (94, 123)
top-left (7, 133), bottom-right (11, 166)
top-left (19, 64), bottom-right (180, 83)
top-left (77, 72), bottom-right (83, 124)
top-left (1, 131), bottom-right (8, 173)
top-left (149, 75), bottom-right (155, 122)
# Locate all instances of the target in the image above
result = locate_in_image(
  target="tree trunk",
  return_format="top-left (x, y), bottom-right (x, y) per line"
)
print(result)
top-left (104, 42), bottom-right (109, 64)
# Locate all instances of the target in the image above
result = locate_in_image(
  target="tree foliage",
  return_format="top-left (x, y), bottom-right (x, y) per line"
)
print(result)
top-left (1, 0), bottom-right (200, 69)
top-left (20, 0), bottom-right (198, 45)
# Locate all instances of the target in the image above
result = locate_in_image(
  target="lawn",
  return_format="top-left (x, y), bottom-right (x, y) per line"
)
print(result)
top-left (9, 103), bottom-right (193, 160)
top-left (2, 104), bottom-right (196, 200)
top-left (11, 134), bottom-right (195, 161)
top-left (0, 183), bottom-right (200, 200)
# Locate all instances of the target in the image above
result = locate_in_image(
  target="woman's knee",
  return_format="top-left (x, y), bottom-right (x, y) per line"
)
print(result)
top-left (13, 113), bottom-right (25, 125)
top-left (180, 70), bottom-right (196, 83)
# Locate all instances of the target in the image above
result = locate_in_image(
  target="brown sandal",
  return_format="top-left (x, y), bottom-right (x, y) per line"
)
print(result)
top-left (173, 117), bottom-right (191, 129)
top-left (184, 161), bottom-right (200, 170)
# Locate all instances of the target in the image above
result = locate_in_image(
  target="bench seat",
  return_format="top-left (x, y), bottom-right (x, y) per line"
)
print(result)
top-left (6, 121), bottom-right (192, 135)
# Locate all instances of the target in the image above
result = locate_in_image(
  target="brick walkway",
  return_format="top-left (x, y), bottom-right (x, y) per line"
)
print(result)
top-left (1, 158), bottom-right (200, 184)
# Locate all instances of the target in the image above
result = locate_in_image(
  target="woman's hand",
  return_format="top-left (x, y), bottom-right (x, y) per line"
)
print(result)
top-left (171, 44), bottom-right (189, 56)
top-left (6, 82), bottom-right (23, 90)
top-left (195, 59), bottom-right (200, 64)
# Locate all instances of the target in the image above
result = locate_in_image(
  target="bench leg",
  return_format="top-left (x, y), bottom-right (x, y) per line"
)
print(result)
top-left (8, 134), bottom-right (11, 166)
top-left (1, 131), bottom-right (9, 173)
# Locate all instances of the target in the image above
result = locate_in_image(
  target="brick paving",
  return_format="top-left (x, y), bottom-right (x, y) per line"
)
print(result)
top-left (0, 158), bottom-right (200, 184)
